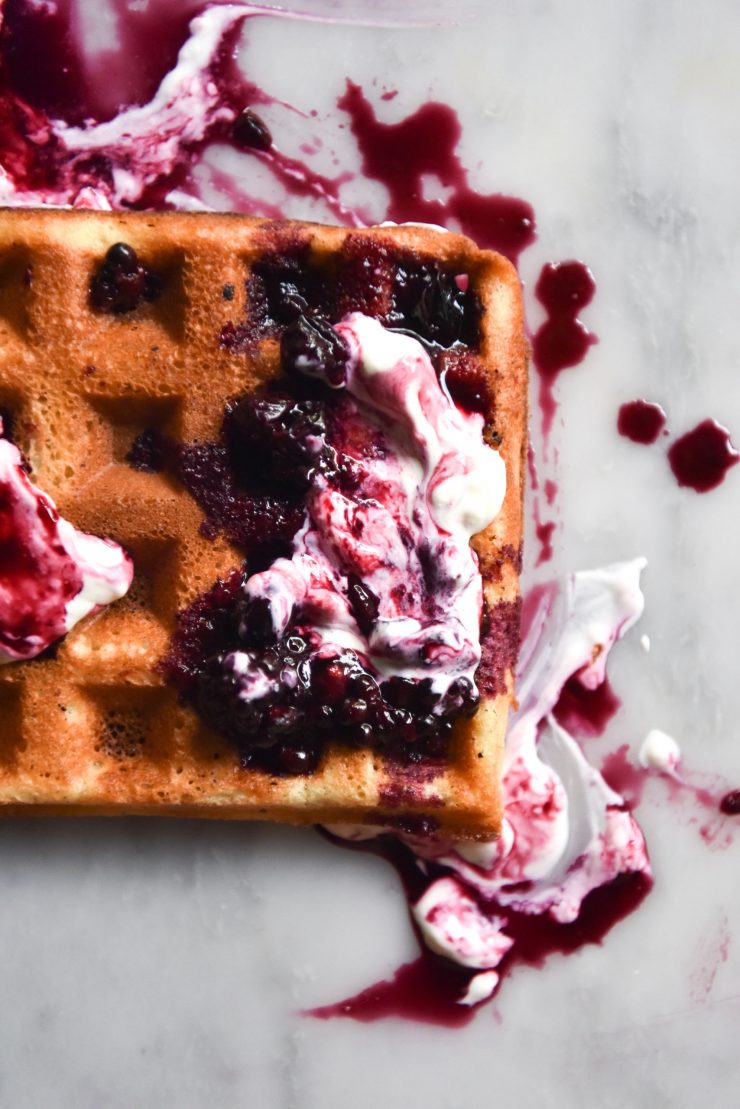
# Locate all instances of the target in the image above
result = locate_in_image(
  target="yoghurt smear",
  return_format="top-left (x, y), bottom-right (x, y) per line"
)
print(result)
top-left (233, 313), bottom-right (504, 697)
top-left (328, 559), bottom-right (651, 1006)
top-left (180, 312), bottom-right (508, 769)
top-left (0, 429), bottom-right (133, 663)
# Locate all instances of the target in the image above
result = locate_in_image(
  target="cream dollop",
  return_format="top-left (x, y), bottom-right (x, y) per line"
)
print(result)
top-left (639, 729), bottom-right (681, 773)
top-left (0, 434), bottom-right (133, 663)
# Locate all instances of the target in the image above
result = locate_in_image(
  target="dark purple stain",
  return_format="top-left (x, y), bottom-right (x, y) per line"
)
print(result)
top-left (532, 261), bottom-right (597, 435)
top-left (617, 399), bottom-right (667, 445)
top-left (667, 420), bottom-right (739, 493)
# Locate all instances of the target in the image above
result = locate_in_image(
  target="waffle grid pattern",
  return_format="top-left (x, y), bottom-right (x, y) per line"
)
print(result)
top-left (0, 210), bottom-right (526, 838)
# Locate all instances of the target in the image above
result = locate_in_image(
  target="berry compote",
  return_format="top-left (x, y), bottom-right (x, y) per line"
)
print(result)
top-left (164, 257), bottom-right (503, 777)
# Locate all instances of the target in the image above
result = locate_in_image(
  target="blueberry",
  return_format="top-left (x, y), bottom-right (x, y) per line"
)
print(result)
top-left (313, 658), bottom-right (351, 704)
top-left (390, 261), bottom-right (479, 347)
top-left (278, 743), bottom-right (319, 774)
top-left (232, 108), bottom-right (273, 152)
top-left (106, 242), bottom-right (139, 273)
top-left (90, 241), bottom-right (163, 315)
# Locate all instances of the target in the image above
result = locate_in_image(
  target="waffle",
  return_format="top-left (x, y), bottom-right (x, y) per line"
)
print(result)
top-left (0, 209), bottom-right (527, 839)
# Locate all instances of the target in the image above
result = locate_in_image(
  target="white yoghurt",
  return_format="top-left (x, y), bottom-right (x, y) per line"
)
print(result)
top-left (228, 313), bottom-right (505, 700)
top-left (639, 729), bottom-right (681, 774)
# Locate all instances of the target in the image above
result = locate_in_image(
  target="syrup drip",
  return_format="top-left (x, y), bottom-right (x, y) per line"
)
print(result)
top-left (667, 420), bottom-right (739, 493)
top-left (308, 835), bottom-right (651, 1026)
top-left (532, 261), bottom-right (597, 435)
top-left (617, 400), bottom-right (667, 445)
top-left (337, 81), bottom-right (536, 264)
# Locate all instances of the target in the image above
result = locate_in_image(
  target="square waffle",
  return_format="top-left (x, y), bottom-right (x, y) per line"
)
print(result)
top-left (0, 208), bottom-right (527, 839)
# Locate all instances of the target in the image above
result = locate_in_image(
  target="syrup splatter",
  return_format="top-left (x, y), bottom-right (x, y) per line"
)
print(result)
top-left (667, 420), bottom-right (739, 493)
top-left (553, 674), bottom-right (621, 739)
top-left (532, 261), bottom-right (597, 435)
top-left (308, 835), bottom-right (651, 1026)
top-left (337, 81), bottom-right (536, 264)
top-left (617, 400), bottom-right (667, 445)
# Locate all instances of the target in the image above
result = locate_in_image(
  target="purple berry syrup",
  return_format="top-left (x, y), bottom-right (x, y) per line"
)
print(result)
top-left (667, 420), bottom-right (739, 493)
top-left (308, 833), bottom-right (651, 1027)
top-left (617, 400), bottom-right (667, 445)
top-left (532, 261), bottom-right (597, 437)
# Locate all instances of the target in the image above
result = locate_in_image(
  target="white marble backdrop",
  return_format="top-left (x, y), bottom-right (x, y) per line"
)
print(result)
top-left (2, 2), bottom-right (740, 1105)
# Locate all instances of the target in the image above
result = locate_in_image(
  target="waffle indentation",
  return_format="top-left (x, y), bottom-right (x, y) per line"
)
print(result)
top-left (90, 686), bottom-right (171, 764)
top-left (0, 246), bottom-right (32, 338)
top-left (0, 682), bottom-right (24, 765)
top-left (87, 393), bottom-right (182, 466)
top-left (87, 247), bottom-right (187, 342)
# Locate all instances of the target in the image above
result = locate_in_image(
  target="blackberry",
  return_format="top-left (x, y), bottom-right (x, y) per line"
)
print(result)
top-left (280, 314), bottom-right (349, 387)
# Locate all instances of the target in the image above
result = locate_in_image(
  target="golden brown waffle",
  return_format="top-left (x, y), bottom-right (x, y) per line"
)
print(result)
top-left (0, 209), bottom-right (527, 839)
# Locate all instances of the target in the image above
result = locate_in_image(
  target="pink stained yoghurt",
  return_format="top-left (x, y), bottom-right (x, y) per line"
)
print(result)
top-left (328, 559), bottom-right (651, 1003)
top-left (228, 312), bottom-right (506, 705)
top-left (0, 3), bottom-right (255, 211)
top-left (0, 430), bottom-right (133, 663)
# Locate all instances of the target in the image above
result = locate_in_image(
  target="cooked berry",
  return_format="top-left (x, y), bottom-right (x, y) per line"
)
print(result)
top-left (438, 350), bottom-right (491, 415)
top-left (223, 393), bottom-right (328, 492)
top-left (248, 251), bottom-right (326, 330)
top-left (346, 573), bottom-right (380, 635)
top-left (232, 108), bottom-right (273, 151)
top-left (90, 241), bottom-right (163, 315)
top-left (313, 657), bottom-right (352, 704)
top-left (125, 428), bottom-right (166, 473)
top-left (281, 314), bottom-right (349, 386)
top-left (441, 676), bottom-right (479, 718)
top-left (176, 440), bottom-right (304, 553)
top-left (389, 260), bottom-right (478, 347)
top-left (237, 596), bottom-right (276, 647)
top-left (278, 743), bottom-right (319, 774)
top-left (342, 697), bottom-right (368, 723)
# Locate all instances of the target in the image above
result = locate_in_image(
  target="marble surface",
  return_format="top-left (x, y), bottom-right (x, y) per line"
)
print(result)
top-left (2, 2), bottom-right (740, 1105)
